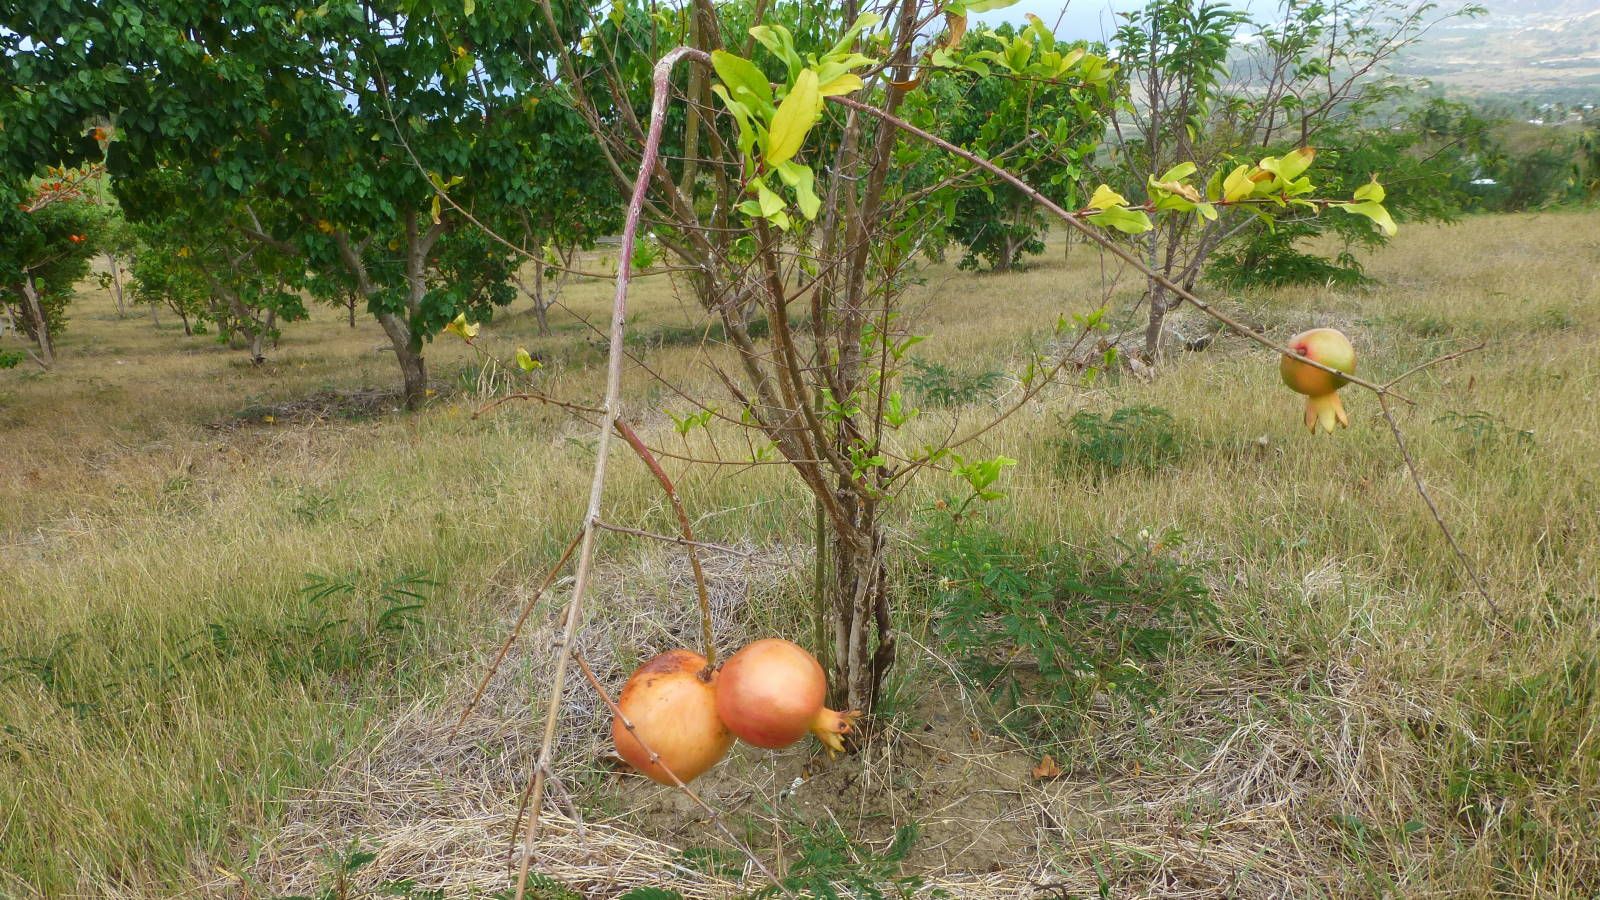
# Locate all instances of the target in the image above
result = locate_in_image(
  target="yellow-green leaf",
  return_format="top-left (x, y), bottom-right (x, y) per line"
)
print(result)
top-left (777, 160), bottom-right (821, 220)
top-left (1087, 184), bottom-right (1127, 210)
top-left (711, 50), bottom-right (773, 110)
top-left (755, 179), bottom-right (785, 217)
top-left (1088, 206), bottom-right (1152, 235)
top-left (765, 69), bottom-right (820, 167)
top-left (444, 313), bottom-right (479, 341)
top-left (817, 72), bottom-right (864, 97)
top-left (1341, 200), bottom-right (1397, 236)
top-left (515, 347), bottom-right (540, 371)
top-left (1222, 165), bottom-right (1253, 202)
top-left (1158, 161), bottom-right (1197, 183)
top-left (1354, 179), bottom-right (1386, 204)
top-left (1277, 147), bottom-right (1315, 182)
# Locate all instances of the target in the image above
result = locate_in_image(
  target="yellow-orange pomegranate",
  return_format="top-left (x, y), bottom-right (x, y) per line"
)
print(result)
top-left (611, 649), bottom-right (732, 784)
top-left (1280, 327), bottom-right (1355, 433)
top-left (714, 638), bottom-right (859, 755)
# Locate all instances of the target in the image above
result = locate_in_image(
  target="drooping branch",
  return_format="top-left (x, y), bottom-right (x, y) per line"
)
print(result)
top-left (824, 92), bottom-right (1412, 403)
top-left (512, 45), bottom-right (708, 900)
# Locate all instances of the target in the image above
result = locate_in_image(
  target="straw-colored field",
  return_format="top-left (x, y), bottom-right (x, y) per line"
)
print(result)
top-left (2, 211), bottom-right (1597, 897)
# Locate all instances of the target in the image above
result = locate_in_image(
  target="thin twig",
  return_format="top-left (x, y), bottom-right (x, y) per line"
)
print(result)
top-left (1376, 393), bottom-right (1501, 622)
top-left (512, 46), bottom-right (701, 900)
top-left (1382, 341), bottom-right (1486, 390)
top-left (475, 391), bottom-right (604, 419)
top-left (449, 528), bottom-right (584, 740)
top-left (611, 418), bottom-right (718, 666)
top-left (592, 519), bottom-right (752, 556)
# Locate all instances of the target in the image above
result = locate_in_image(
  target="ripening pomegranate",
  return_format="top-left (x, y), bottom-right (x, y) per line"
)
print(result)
top-left (1280, 327), bottom-right (1355, 434)
top-left (715, 638), bottom-right (860, 755)
top-left (612, 649), bottom-right (733, 785)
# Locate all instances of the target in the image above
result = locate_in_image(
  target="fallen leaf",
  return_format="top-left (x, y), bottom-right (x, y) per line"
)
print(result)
top-left (1032, 754), bottom-right (1062, 780)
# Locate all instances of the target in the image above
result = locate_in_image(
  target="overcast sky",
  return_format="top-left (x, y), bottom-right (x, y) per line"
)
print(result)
top-left (974, 0), bottom-right (1270, 44)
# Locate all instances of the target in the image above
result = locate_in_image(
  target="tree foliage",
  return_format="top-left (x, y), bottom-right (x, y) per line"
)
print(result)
top-left (0, 0), bottom-right (614, 403)
top-left (915, 24), bottom-right (1115, 271)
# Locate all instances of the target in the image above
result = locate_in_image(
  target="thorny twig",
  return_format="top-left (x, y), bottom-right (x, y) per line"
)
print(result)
top-left (1377, 392), bottom-right (1500, 621)
top-left (512, 46), bottom-right (707, 900)
top-left (450, 528), bottom-right (584, 740)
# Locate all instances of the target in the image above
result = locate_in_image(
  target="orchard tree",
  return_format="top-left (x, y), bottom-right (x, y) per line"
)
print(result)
top-left (0, 0), bottom-right (608, 406)
top-left (920, 22), bottom-right (1116, 271)
top-left (0, 168), bottom-right (105, 369)
top-left (123, 168), bottom-right (307, 360)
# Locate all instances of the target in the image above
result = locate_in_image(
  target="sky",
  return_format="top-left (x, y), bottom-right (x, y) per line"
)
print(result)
top-left (975, 0), bottom-right (1270, 44)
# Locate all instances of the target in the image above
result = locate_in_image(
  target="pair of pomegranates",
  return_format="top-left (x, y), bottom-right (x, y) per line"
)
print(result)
top-left (610, 638), bottom-right (858, 785)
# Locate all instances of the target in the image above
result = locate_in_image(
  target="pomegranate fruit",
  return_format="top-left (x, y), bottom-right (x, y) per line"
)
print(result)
top-left (611, 649), bottom-right (732, 785)
top-left (715, 638), bottom-right (860, 755)
top-left (1280, 327), bottom-right (1355, 433)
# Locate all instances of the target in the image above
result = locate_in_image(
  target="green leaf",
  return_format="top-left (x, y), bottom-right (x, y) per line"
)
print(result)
top-left (776, 160), bottom-right (820, 220)
top-left (1353, 179), bottom-right (1386, 204)
top-left (765, 69), bottom-right (820, 167)
top-left (710, 50), bottom-right (772, 111)
top-left (1087, 206), bottom-right (1153, 235)
top-left (515, 347), bottom-right (540, 372)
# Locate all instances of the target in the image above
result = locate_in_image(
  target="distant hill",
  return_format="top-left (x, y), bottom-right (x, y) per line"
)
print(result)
top-left (1397, 0), bottom-right (1600, 102)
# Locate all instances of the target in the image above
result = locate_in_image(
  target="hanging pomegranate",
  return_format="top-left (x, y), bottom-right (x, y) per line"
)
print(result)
top-left (715, 638), bottom-right (859, 754)
top-left (1281, 327), bottom-right (1355, 433)
top-left (611, 649), bottom-right (732, 785)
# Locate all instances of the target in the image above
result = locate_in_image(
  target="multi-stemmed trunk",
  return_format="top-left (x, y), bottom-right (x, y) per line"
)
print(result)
top-left (17, 275), bottom-right (53, 369)
top-left (829, 506), bottom-right (892, 713)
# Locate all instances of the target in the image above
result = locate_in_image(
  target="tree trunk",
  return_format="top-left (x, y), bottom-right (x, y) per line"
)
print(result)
top-left (997, 233), bottom-right (1020, 271)
top-left (378, 311), bottom-right (427, 409)
top-left (1144, 283), bottom-right (1169, 359)
top-left (347, 293), bottom-right (357, 328)
top-left (107, 253), bottom-right (127, 318)
top-left (829, 502), bottom-right (893, 714)
top-left (19, 275), bottom-right (53, 368)
top-left (531, 242), bottom-right (550, 335)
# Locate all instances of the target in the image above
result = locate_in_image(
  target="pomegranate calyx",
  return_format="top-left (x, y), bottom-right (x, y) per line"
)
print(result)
top-left (809, 706), bottom-right (862, 757)
top-left (1303, 391), bottom-right (1349, 434)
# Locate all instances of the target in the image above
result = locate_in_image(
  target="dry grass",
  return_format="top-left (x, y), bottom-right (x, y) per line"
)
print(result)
top-left (1, 210), bottom-right (1597, 897)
